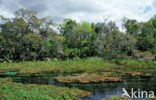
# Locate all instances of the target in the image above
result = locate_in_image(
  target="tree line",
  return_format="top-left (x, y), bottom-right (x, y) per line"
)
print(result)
top-left (0, 8), bottom-right (156, 62)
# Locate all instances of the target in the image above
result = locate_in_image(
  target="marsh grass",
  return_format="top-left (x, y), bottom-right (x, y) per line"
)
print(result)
top-left (54, 72), bottom-right (122, 84)
top-left (0, 78), bottom-right (90, 100)
top-left (0, 57), bottom-right (155, 77)
top-left (0, 57), bottom-right (156, 100)
top-left (0, 57), bottom-right (116, 75)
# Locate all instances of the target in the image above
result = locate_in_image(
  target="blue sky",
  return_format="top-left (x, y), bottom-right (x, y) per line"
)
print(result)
top-left (144, 6), bottom-right (152, 13)
top-left (0, 0), bottom-right (156, 27)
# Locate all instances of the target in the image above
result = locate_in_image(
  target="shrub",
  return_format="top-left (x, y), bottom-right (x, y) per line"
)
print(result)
top-left (132, 50), bottom-right (155, 62)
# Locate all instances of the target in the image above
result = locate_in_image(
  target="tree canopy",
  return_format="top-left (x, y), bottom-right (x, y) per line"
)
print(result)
top-left (0, 8), bottom-right (156, 61)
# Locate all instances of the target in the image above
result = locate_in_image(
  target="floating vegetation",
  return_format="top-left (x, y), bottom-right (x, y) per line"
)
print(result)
top-left (54, 73), bottom-right (122, 84)
top-left (0, 78), bottom-right (91, 100)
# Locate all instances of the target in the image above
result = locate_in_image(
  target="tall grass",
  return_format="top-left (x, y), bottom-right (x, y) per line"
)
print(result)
top-left (0, 57), bottom-right (155, 75)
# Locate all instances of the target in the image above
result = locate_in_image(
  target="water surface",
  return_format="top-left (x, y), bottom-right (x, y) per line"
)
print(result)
top-left (12, 76), bottom-right (156, 100)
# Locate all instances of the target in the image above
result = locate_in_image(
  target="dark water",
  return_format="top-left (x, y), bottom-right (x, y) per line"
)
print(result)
top-left (81, 78), bottom-right (156, 100)
top-left (11, 76), bottom-right (156, 100)
top-left (0, 71), bottom-right (156, 100)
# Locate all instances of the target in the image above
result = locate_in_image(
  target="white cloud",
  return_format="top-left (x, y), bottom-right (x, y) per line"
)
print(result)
top-left (0, 0), bottom-right (155, 27)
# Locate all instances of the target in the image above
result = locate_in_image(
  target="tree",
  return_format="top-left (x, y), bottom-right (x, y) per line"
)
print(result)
top-left (60, 20), bottom-right (97, 58)
top-left (123, 17), bottom-right (156, 53)
top-left (60, 18), bottom-right (77, 36)
top-left (0, 8), bottom-right (56, 61)
top-left (122, 18), bottom-right (141, 35)
top-left (20, 33), bottom-right (43, 61)
top-left (41, 35), bottom-right (64, 59)
top-left (95, 20), bottom-right (136, 59)
top-left (136, 21), bottom-right (155, 52)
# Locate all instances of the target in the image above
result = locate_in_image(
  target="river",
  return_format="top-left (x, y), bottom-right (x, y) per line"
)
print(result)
top-left (10, 76), bottom-right (156, 100)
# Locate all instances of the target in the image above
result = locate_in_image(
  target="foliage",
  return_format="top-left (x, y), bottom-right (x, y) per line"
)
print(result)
top-left (0, 9), bottom-right (58, 61)
top-left (60, 19), bottom-right (97, 58)
top-left (0, 8), bottom-right (156, 61)
top-left (95, 21), bottom-right (136, 59)
top-left (123, 17), bottom-right (156, 54)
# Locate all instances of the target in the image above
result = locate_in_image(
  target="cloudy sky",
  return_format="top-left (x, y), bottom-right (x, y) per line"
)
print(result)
top-left (0, 0), bottom-right (156, 27)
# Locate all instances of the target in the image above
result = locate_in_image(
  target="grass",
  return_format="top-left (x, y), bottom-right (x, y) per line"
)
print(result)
top-left (0, 78), bottom-right (90, 100)
top-left (0, 57), bottom-right (156, 100)
top-left (0, 57), bottom-right (117, 75)
top-left (112, 59), bottom-right (156, 70)
top-left (105, 96), bottom-right (121, 100)
top-left (0, 57), bottom-right (155, 77)
top-left (1, 57), bottom-right (155, 75)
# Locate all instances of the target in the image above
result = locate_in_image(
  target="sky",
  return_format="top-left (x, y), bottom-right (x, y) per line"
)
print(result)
top-left (0, 0), bottom-right (156, 28)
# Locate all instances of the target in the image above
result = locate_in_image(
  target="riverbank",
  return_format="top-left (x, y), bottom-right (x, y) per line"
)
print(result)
top-left (0, 57), bottom-right (155, 77)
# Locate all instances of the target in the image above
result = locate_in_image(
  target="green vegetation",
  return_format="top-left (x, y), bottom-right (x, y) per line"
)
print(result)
top-left (1, 9), bottom-right (156, 61)
top-left (0, 57), bottom-right (155, 80)
top-left (0, 78), bottom-right (90, 100)
top-left (0, 57), bottom-right (156, 99)
top-left (0, 57), bottom-right (115, 75)
top-left (0, 57), bottom-right (155, 76)
top-left (1, 8), bottom-right (156, 100)
top-left (105, 96), bottom-right (121, 100)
